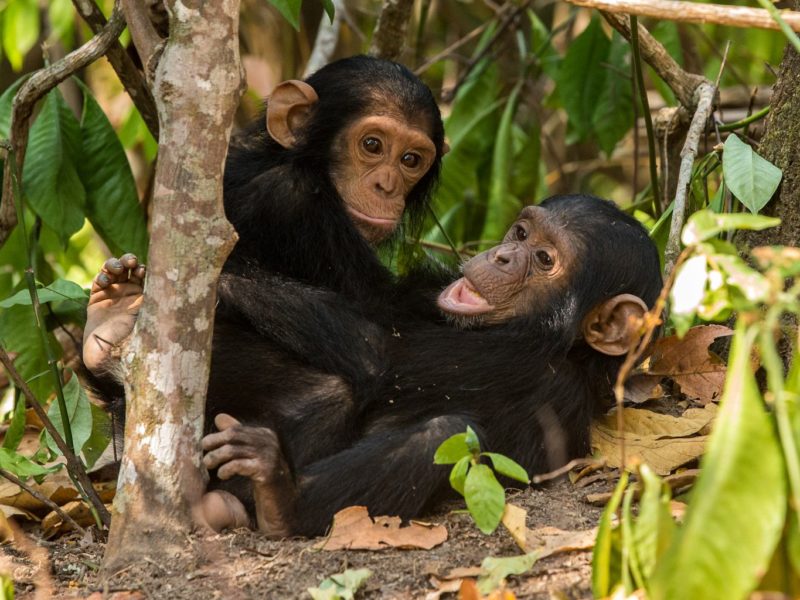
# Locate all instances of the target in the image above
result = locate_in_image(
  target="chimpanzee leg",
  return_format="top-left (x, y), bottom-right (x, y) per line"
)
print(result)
top-left (290, 415), bottom-right (477, 537)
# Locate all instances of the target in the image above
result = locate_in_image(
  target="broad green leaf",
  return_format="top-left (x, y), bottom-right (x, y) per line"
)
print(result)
top-left (83, 403), bottom-right (111, 469)
top-left (0, 278), bottom-right (88, 308)
top-left (45, 375), bottom-right (93, 458)
top-left (592, 32), bottom-right (634, 156)
top-left (0, 448), bottom-right (60, 479)
top-left (3, 0), bottom-right (39, 71)
top-left (722, 134), bottom-right (782, 214)
top-left (0, 303), bottom-right (59, 403)
top-left (1, 397), bottom-right (26, 451)
top-left (0, 572), bottom-right (13, 600)
top-left (464, 425), bottom-right (481, 455)
top-left (650, 325), bottom-right (786, 600)
top-left (308, 568), bottom-right (372, 600)
top-left (681, 209), bottom-right (780, 245)
top-left (484, 452), bottom-right (530, 484)
top-left (633, 465), bottom-right (674, 584)
top-left (714, 254), bottom-right (770, 307)
top-left (76, 80), bottom-right (148, 259)
top-left (464, 463), bottom-right (505, 534)
top-left (556, 17), bottom-right (611, 142)
top-left (267, 0), bottom-right (302, 30)
top-left (22, 89), bottom-right (87, 244)
top-left (434, 433), bottom-right (469, 464)
top-left (478, 553), bottom-right (538, 594)
top-left (321, 0), bottom-right (335, 23)
top-left (449, 456), bottom-right (469, 496)
top-left (0, 76), bottom-right (28, 137)
top-left (47, 0), bottom-right (74, 47)
top-left (592, 470), bottom-right (629, 598)
top-left (481, 83), bottom-right (523, 243)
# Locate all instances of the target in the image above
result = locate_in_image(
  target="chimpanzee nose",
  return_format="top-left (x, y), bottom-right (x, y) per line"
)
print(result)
top-left (489, 243), bottom-right (517, 266)
top-left (373, 168), bottom-right (398, 196)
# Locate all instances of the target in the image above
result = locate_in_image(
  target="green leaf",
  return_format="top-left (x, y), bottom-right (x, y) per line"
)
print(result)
top-left (3, 0), bottom-right (39, 71)
top-left (481, 82), bottom-right (523, 243)
top-left (22, 89), bottom-right (87, 244)
top-left (0, 278), bottom-right (88, 308)
top-left (722, 134), bottom-right (782, 214)
top-left (449, 455), bottom-right (469, 496)
top-left (47, 0), bottom-right (74, 47)
top-left (632, 464), bottom-right (674, 584)
top-left (592, 470), bottom-right (629, 598)
top-left (266, 0), bottom-right (302, 30)
top-left (320, 0), bottom-right (335, 23)
top-left (308, 568), bottom-right (372, 600)
top-left (0, 448), bottom-right (60, 479)
top-left (83, 403), bottom-right (111, 469)
top-left (650, 325), bottom-right (787, 600)
top-left (484, 452), bottom-right (530, 484)
top-left (714, 254), bottom-right (770, 307)
top-left (592, 32), bottom-right (634, 156)
top-left (556, 17), bottom-right (611, 142)
top-left (0, 76), bottom-right (28, 138)
top-left (76, 80), bottom-right (148, 259)
top-left (45, 375), bottom-right (93, 458)
top-left (464, 463), bottom-right (505, 534)
top-left (681, 209), bottom-right (780, 245)
top-left (478, 553), bottom-right (538, 594)
top-left (2, 397), bottom-right (26, 451)
top-left (434, 433), bottom-right (470, 464)
top-left (464, 425), bottom-right (481, 455)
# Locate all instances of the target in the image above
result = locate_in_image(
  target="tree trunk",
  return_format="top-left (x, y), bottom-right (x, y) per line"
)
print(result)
top-left (103, 0), bottom-right (242, 569)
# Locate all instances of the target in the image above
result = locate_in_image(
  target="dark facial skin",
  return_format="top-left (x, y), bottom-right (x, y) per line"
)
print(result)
top-left (437, 205), bottom-right (578, 326)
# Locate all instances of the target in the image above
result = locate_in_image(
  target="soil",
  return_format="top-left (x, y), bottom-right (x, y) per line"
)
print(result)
top-left (3, 478), bottom-right (611, 599)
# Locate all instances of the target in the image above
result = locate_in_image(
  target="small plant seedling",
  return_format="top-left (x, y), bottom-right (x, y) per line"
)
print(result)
top-left (434, 426), bottom-right (530, 534)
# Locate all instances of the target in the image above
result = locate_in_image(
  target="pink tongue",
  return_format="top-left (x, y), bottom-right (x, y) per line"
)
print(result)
top-left (437, 278), bottom-right (493, 315)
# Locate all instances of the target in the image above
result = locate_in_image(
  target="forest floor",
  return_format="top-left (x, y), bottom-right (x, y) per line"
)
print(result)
top-left (4, 478), bottom-right (609, 599)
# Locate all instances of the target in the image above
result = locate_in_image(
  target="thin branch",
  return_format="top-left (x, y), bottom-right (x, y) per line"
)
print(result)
top-left (121, 0), bottom-right (164, 79)
top-left (663, 83), bottom-right (716, 274)
top-left (304, 0), bottom-right (345, 77)
top-left (71, 0), bottom-right (159, 138)
top-left (0, 468), bottom-right (87, 536)
top-left (414, 21), bottom-right (490, 75)
top-left (568, 0), bottom-right (800, 32)
top-left (368, 0), bottom-right (416, 61)
top-left (0, 346), bottom-right (110, 527)
top-left (0, 2), bottom-right (126, 249)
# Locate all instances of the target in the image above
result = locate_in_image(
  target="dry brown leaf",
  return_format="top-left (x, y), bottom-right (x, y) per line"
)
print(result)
top-left (441, 567), bottom-right (485, 580)
top-left (646, 325), bottom-right (733, 403)
top-left (592, 426), bottom-right (707, 475)
top-left (594, 405), bottom-right (716, 440)
top-left (623, 374), bottom-right (665, 404)
top-left (41, 501), bottom-right (98, 538)
top-left (501, 503), bottom-right (527, 551)
top-left (0, 472), bottom-right (79, 514)
top-left (524, 525), bottom-right (596, 557)
top-left (0, 509), bottom-right (14, 542)
top-left (316, 506), bottom-right (447, 551)
top-left (425, 577), bottom-right (464, 600)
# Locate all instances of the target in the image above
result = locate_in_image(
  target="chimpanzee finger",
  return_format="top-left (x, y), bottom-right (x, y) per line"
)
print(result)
top-left (202, 424), bottom-right (271, 452)
top-left (103, 257), bottom-right (125, 276)
top-left (203, 442), bottom-right (259, 470)
top-left (119, 253), bottom-right (140, 270)
top-left (215, 413), bottom-right (242, 431)
top-left (216, 458), bottom-right (263, 480)
top-left (128, 265), bottom-right (147, 286)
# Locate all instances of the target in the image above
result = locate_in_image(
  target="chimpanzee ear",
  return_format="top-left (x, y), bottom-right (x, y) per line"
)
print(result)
top-left (266, 80), bottom-right (319, 149)
top-left (581, 294), bottom-right (647, 356)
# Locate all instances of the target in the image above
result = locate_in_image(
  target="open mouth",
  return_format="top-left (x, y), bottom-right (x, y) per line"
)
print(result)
top-left (437, 277), bottom-right (494, 315)
top-left (346, 205), bottom-right (398, 232)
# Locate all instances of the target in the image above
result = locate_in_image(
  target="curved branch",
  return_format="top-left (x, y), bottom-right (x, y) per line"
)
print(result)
top-left (369, 0), bottom-right (416, 61)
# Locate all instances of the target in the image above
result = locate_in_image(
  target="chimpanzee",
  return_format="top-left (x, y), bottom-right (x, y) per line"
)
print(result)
top-left (196, 194), bottom-right (663, 536)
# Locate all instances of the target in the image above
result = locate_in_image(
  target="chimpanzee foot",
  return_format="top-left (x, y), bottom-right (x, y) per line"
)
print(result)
top-left (83, 253), bottom-right (146, 374)
top-left (200, 490), bottom-right (252, 531)
top-left (203, 414), bottom-right (296, 538)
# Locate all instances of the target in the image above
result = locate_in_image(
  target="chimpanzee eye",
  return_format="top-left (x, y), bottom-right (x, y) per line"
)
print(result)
top-left (363, 137), bottom-right (382, 154)
top-left (401, 152), bottom-right (421, 168)
top-left (515, 225), bottom-right (528, 241)
top-left (536, 250), bottom-right (554, 270)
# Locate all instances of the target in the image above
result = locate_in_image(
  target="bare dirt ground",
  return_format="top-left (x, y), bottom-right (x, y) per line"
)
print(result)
top-left (4, 478), bottom-right (609, 599)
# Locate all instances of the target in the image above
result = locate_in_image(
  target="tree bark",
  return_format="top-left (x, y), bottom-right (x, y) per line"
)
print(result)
top-left (103, 0), bottom-right (241, 570)
top-left (368, 0), bottom-right (415, 61)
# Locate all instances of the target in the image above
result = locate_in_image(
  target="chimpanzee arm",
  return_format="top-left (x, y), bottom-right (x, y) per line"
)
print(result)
top-left (287, 415), bottom-right (476, 536)
top-left (217, 270), bottom-right (384, 384)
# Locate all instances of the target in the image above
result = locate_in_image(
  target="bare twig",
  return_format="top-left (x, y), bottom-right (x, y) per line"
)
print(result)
top-left (663, 83), bottom-right (716, 273)
top-left (121, 0), bottom-right (164, 80)
top-left (368, 0), bottom-right (416, 61)
top-left (0, 1), bottom-right (126, 249)
top-left (71, 0), bottom-right (159, 138)
top-left (414, 22), bottom-right (490, 75)
top-left (0, 468), bottom-right (87, 535)
top-left (569, 0), bottom-right (800, 32)
top-left (0, 346), bottom-right (110, 526)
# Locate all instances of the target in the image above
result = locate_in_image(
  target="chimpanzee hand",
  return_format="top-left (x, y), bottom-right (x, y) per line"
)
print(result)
top-left (202, 414), bottom-right (296, 537)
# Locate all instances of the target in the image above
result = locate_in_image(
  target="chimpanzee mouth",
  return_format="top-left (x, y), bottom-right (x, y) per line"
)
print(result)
top-left (437, 277), bottom-right (494, 315)
top-left (346, 206), bottom-right (398, 231)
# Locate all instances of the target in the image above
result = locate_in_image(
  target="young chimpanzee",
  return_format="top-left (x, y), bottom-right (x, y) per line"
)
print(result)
top-left (198, 194), bottom-right (663, 536)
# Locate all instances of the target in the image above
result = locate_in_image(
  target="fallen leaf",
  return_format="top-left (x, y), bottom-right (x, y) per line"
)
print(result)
top-left (41, 501), bottom-right (98, 538)
top-left (646, 325), bottom-right (733, 403)
top-left (308, 568), bottom-right (372, 600)
top-left (594, 406), bottom-right (715, 440)
top-left (425, 577), bottom-right (464, 600)
top-left (316, 506), bottom-right (447, 551)
top-left (440, 567), bottom-right (485, 580)
top-left (524, 526), bottom-right (596, 557)
top-left (478, 554), bottom-right (537, 594)
top-left (501, 503), bottom-right (527, 551)
top-left (0, 509), bottom-right (13, 542)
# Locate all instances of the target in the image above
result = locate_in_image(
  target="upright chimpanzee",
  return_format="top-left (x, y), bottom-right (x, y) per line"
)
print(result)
top-left (199, 194), bottom-right (663, 536)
